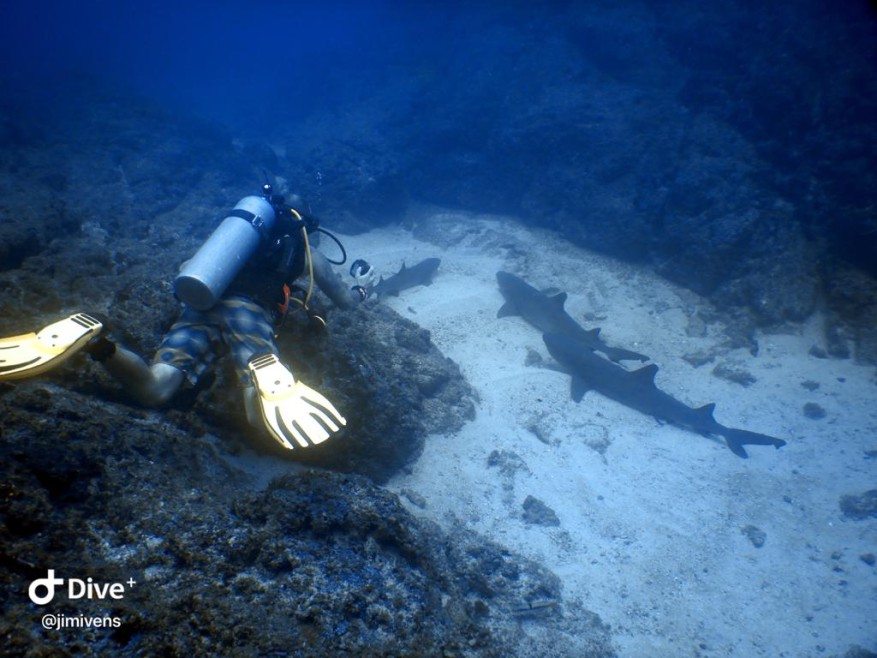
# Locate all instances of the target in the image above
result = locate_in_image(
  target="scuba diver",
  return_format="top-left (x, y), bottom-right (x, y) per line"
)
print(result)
top-left (0, 184), bottom-right (375, 450)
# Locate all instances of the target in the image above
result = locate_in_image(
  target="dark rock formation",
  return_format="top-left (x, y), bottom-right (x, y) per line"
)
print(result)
top-left (803, 402), bottom-right (827, 421)
top-left (839, 490), bottom-right (877, 522)
top-left (0, 384), bottom-right (613, 657)
top-left (0, 95), bottom-right (476, 484)
top-left (741, 524), bottom-right (767, 549)
top-left (522, 496), bottom-right (561, 528)
top-left (0, 95), bottom-right (613, 656)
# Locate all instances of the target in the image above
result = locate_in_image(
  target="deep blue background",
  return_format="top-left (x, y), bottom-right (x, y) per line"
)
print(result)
top-left (4, 1), bottom-right (341, 121)
top-left (2, 0), bottom-right (876, 319)
top-left (1, 0), bottom-right (460, 128)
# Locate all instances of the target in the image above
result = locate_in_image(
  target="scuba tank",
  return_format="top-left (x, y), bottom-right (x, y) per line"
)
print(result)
top-left (173, 195), bottom-right (276, 310)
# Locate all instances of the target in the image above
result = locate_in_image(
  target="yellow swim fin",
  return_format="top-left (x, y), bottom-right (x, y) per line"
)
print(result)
top-left (247, 352), bottom-right (346, 449)
top-left (0, 313), bottom-right (103, 381)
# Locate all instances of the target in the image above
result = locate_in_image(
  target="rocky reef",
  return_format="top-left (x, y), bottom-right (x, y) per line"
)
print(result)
top-left (0, 96), bottom-right (614, 656)
top-left (0, 378), bottom-right (613, 656)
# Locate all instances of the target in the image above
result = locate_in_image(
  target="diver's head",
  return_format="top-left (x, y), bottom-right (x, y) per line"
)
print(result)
top-left (287, 194), bottom-right (319, 233)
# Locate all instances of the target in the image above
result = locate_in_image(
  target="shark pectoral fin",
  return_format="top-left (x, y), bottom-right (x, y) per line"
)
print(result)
top-left (570, 376), bottom-right (590, 402)
top-left (425, 258), bottom-right (441, 284)
top-left (497, 302), bottom-right (518, 319)
top-left (726, 438), bottom-right (750, 459)
top-left (722, 427), bottom-right (786, 458)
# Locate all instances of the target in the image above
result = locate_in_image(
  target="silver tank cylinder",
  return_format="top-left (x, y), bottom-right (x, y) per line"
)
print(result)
top-left (173, 196), bottom-right (276, 310)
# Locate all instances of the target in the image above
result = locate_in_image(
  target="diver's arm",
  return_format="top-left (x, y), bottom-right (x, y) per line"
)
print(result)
top-left (311, 250), bottom-right (364, 310)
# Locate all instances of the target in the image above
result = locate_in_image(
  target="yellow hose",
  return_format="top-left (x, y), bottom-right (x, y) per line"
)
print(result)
top-left (289, 208), bottom-right (314, 312)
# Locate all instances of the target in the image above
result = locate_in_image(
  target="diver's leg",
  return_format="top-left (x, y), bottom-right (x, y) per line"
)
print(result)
top-left (310, 250), bottom-right (363, 309)
top-left (219, 297), bottom-right (344, 447)
top-left (101, 307), bottom-right (219, 408)
top-left (245, 352), bottom-right (347, 449)
top-left (102, 346), bottom-right (185, 407)
top-left (0, 313), bottom-right (103, 381)
top-left (218, 298), bottom-right (280, 431)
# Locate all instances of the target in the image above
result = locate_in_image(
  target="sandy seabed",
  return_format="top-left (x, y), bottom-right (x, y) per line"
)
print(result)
top-left (337, 207), bottom-right (876, 657)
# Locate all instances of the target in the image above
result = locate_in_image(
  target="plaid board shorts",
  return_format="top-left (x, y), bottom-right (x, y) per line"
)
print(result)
top-left (153, 296), bottom-right (278, 387)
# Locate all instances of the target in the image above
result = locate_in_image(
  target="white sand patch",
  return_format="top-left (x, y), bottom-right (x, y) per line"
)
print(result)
top-left (336, 209), bottom-right (876, 657)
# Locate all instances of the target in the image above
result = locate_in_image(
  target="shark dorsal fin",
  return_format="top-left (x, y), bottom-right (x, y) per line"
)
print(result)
top-left (634, 364), bottom-right (659, 384)
top-left (696, 403), bottom-right (716, 420)
top-left (550, 292), bottom-right (568, 308)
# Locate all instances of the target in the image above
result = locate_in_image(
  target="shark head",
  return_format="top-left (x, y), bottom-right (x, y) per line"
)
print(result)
top-left (496, 271), bottom-right (521, 294)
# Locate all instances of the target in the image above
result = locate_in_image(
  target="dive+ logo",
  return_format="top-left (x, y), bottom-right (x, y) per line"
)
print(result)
top-left (28, 570), bottom-right (135, 605)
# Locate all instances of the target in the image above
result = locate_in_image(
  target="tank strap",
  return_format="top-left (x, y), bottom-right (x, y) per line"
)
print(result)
top-left (228, 208), bottom-right (270, 241)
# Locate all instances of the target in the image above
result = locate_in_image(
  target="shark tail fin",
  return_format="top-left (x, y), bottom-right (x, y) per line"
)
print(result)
top-left (721, 426), bottom-right (786, 459)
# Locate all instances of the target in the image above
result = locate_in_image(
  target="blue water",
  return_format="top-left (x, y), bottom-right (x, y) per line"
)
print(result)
top-left (4, 0), bottom-right (874, 278)
top-left (2, 0), bottom-right (452, 130)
